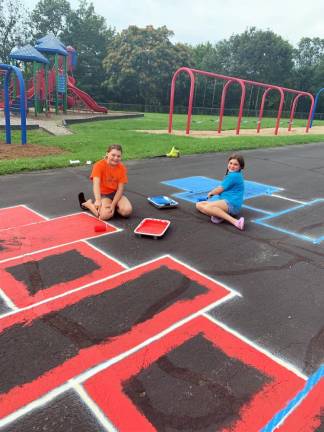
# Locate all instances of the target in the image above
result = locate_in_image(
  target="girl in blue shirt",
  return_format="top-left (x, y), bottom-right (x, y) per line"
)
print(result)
top-left (196, 154), bottom-right (245, 230)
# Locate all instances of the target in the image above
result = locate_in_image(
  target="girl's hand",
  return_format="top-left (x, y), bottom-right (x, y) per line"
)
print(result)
top-left (94, 200), bottom-right (101, 217)
top-left (207, 191), bottom-right (213, 199)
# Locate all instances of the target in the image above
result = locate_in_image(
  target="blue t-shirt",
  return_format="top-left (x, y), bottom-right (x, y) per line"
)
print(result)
top-left (220, 171), bottom-right (244, 213)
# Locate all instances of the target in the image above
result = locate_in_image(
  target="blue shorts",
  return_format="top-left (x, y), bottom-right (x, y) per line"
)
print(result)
top-left (101, 192), bottom-right (116, 200)
top-left (224, 200), bottom-right (240, 216)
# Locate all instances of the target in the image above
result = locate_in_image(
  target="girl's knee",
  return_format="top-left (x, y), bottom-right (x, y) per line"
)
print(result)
top-left (99, 209), bottom-right (114, 220)
top-left (118, 204), bottom-right (132, 217)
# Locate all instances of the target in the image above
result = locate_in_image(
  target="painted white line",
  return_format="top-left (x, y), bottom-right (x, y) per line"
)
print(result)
top-left (169, 254), bottom-right (242, 298)
top-left (0, 227), bottom-right (123, 265)
top-left (0, 204), bottom-right (24, 211)
top-left (71, 381), bottom-right (117, 432)
top-left (0, 382), bottom-right (72, 428)
top-left (82, 240), bottom-right (129, 269)
top-left (20, 204), bottom-right (49, 220)
top-left (202, 313), bottom-right (308, 380)
top-left (0, 288), bottom-right (18, 310)
top-left (271, 194), bottom-right (306, 205)
top-left (77, 291), bottom-right (237, 384)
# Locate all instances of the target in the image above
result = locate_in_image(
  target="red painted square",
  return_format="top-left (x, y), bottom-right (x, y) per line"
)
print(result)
top-left (276, 377), bottom-right (324, 432)
top-left (0, 212), bottom-right (118, 261)
top-left (84, 317), bottom-right (306, 432)
top-left (0, 242), bottom-right (126, 307)
top-left (0, 205), bottom-right (46, 230)
top-left (0, 256), bottom-right (231, 419)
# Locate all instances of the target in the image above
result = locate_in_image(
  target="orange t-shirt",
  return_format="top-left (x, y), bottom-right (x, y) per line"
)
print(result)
top-left (90, 159), bottom-right (128, 194)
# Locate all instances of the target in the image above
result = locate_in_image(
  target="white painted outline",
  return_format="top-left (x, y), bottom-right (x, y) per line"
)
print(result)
top-left (0, 288), bottom-right (18, 310)
top-left (20, 204), bottom-right (50, 220)
top-left (71, 381), bottom-right (117, 432)
top-left (0, 204), bottom-right (27, 211)
top-left (82, 240), bottom-right (129, 270)
top-left (0, 254), bottom-right (239, 319)
top-left (202, 313), bottom-right (307, 380)
top-left (271, 194), bottom-right (307, 205)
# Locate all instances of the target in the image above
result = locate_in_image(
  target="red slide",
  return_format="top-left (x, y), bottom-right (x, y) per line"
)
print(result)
top-left (68, 79), bottom-right (107, 113)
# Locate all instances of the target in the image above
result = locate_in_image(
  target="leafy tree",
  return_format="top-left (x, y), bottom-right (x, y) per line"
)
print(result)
top-left (190, 42), bottom-right (219, 72)
top-left (291, 38), bottom-right (324, 100)
top-left (0, 0), bottom-right (31, 63)
top-left (30, 0), bottom-right (71, 39)
top-left (213, 27), bottom-right (294, 86)
top-left (103, 25), bottom-right (192, 106)
top-left (294, 37), bottom-right (324, 68)
top-left (62, 0), bottom-right (114, 101)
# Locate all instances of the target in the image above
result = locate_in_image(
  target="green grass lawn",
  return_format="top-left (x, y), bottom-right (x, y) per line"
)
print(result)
top-left (1, 112), bottom-right (324, 175)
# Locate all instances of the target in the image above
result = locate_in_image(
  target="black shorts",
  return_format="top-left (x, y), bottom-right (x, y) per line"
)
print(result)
top-left (101, 192), bottom-right (116, 200)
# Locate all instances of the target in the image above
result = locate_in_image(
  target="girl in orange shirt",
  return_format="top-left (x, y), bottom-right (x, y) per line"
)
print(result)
top-left (78, 144), bottom-right (132, 220)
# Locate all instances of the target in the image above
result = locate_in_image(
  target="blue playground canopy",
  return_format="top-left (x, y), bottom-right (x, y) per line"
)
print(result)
top-left (10, 45), bottom-right (49, 64)
top-left (36, 34), bottom-right (66, 48)
top-left (35, 35), bottom-right (68, 56)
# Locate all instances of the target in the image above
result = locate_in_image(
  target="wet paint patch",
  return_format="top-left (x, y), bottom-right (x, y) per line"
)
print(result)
top-left (0, 256), bottom-right (231, 418)
top-left (274, 377), bottom-right (324, 432)
top-left (84, 316), bottom-right (305, 432)
top-left (0, 242), bottom-right (126, 307)
top-left (0, 206), bottom-right (46, 230)
top-left (0, 213), bottom-right (118, 261)
top-left (1, 390), bottom-right (103, 432)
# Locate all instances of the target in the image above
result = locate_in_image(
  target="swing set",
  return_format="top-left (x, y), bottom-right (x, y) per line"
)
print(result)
top-left (168, 67), bottom-right (314, 136)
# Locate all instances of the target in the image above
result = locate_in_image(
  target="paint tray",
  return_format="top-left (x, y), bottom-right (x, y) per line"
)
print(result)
top-left (147, 195), bottom-right (178, 209)
top-left (134, 218), bottom-right (171, 238)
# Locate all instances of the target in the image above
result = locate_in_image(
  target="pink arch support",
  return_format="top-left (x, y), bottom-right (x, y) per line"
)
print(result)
top-left (287, 91), bottom-right (314, 132)
top-left (169, 67), bottom-right (314, 136)
top-left (257, 86), bottom-right (285, 135)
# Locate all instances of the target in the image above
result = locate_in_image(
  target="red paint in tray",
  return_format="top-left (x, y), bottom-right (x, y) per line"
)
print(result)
top-left (134, 218), bottom-right (170, 238)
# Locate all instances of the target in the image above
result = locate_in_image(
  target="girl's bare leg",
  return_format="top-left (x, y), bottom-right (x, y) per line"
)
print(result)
top-left (196, 200), bottom-right (240, 227)
top-left (81, 199), bottom-right (99, 217)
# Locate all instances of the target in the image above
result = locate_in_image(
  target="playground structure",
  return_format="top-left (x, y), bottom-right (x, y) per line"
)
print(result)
top-left (168, 67), bottom-right (315, 136)
top-left (1, 34), bottom-right (107, 118)
top-left (310, 87), bottom-right (324, 127)
top-left (0, 64), bottom-right (27, 144)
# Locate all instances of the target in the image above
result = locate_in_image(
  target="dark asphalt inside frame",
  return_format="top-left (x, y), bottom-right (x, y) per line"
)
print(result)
top-left (124, 333), bottom-right (270, 431)
top-left (0, 143), bottom-right (324, 430)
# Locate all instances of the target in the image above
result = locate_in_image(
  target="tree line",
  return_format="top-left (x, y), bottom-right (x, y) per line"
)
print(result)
top-left (1, 0), bottom-right (324, 114)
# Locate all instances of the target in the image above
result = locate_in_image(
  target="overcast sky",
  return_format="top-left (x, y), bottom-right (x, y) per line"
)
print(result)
top-left (25, 0), bottom-right (324, 46)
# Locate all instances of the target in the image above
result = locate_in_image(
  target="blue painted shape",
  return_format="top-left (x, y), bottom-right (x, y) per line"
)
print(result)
top-left (254, 199), bottom-right (324, 244)
top-left (162, 176), bottom-right (281, 203)
top-left (162, 176), bottom-right (219, 193)
top-left (261, 365), bottom-right (324, 432)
